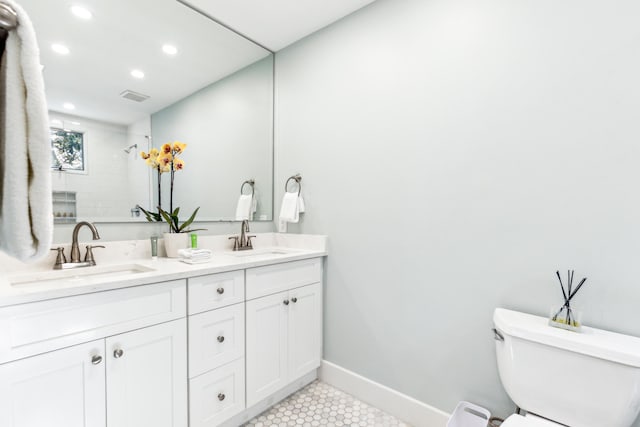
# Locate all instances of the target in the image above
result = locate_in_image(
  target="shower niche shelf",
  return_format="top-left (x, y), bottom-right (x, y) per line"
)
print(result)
top-left (52, 191), bottom-right (77, 224)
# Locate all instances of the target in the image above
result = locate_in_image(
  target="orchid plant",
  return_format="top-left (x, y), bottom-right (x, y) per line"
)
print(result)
top-left (138, 141), bottom-right (203, 233)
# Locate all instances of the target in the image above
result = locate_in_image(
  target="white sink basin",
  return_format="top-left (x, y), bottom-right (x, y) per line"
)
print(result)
top-left (9, 264), bottom-right (156, 287)
top-left (225, 248), bottom-right (299, 257)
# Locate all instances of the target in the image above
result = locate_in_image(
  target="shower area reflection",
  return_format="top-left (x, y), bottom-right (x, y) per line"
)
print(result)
top-left (50, 112), bottom-right (153, 221)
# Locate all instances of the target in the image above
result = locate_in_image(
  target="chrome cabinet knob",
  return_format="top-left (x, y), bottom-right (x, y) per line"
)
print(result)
top-left (113, 348), bottom-right (124, 358)
top-left (91, 355), bottom-right (103, 365)
top-left (291, 297), bottom-right (298, 303)
top-left (218, 393), bottom-right (226, 401)
top-left (217, 287), bottom-right (225, 295)
top-left (283, 299), bottom-right (290, 305)
top-left (217, 335), bottom-right (225, 343)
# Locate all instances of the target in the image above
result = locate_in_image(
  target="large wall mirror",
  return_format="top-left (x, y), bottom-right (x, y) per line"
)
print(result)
top-left (22, 0), bottom-right (274, 223)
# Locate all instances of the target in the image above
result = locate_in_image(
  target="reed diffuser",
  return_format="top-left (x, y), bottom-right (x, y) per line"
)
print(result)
top-left (549, 270), bottom-right (587, 332)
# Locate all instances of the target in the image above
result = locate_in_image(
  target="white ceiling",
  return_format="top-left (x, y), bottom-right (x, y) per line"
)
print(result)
top-left (21, 0), bottom-right (377, 125)
top-left (180, 0), bottom-right (378, 51)
top-left (21, 0), bottom-right (269, 125)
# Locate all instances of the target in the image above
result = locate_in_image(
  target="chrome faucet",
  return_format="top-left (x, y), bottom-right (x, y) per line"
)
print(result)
top-left (228, 220), bottom-right (255, 251)
top-left (52, 221), bottom-right (103, 269)
top-left (70, 221), bottom-right (101, 263)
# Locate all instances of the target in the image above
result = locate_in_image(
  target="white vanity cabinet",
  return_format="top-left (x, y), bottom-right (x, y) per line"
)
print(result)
top-left (106, 319), bottom-right (187, 427)
top-left (0, 339), bottom-right (106, 427)
top-left (0, 280), bottom-right (188, 427)
top-left (188, 271), bottom-right (246, 427)
top-left (0, 252), bottom-right (326, 427)
top-left (245, 259), bottom-right (323, 407)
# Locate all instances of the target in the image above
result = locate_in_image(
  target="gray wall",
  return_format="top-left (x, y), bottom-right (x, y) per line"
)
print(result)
top-left (274, 0), bottom-right (640, 419)
top-left (152, 56), bottom-right (274, 221)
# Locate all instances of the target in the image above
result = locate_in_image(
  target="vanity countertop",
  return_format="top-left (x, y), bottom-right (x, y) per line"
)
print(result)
top-left (0, 233), bottom-right (327, 308)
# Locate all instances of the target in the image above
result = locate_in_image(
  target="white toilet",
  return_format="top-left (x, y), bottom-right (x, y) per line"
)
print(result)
top-left (493, 308), bottom-right (640, 427)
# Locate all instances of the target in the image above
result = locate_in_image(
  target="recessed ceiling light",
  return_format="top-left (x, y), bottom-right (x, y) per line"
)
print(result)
top-left (70, 121), bottom-right (81, 125)
top-left (51, 119), bottom-right (62, 125)
top-left (162, 44), bottom-right (178, 55)
top-left (130, 69), bottom-right (145, 79)
top-left (71, 5), bottom-right (92, 20)
top-left (51, 44), bottom-right (70, 55)
top-left (63, 102), bottom-right (75, 110)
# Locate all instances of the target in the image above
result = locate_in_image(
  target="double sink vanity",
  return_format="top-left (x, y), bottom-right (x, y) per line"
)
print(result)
top-left (0, 232), bottom-right (327, 427)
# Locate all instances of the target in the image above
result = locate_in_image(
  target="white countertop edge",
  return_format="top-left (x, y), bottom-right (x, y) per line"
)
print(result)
top-left (0, 244), bottom-right (327, 308)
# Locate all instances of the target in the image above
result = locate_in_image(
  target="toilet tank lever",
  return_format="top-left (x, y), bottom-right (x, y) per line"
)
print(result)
top-left (492, 328), bottom-right (504, 341)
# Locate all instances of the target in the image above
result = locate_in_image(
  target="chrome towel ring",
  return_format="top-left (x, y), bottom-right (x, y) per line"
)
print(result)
top-left (285, 174), bottom-right (302, 196)
top-left (240, 179), bottom-right (255, 196)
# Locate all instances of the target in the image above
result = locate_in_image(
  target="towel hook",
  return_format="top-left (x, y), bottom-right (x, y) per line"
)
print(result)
top-left (0, 3), bottom-right (17, 30)
top-left (285, 174), bottom-right (302, 196)
top-left (240, 179), bottom-right (255, 197)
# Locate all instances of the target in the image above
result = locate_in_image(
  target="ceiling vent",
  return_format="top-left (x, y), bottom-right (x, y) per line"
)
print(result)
top-left (120, 90), bottom-right (150, 102)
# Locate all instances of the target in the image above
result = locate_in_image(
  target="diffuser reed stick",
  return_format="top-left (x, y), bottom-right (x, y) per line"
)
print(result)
top-left (550, 270), bottom-right (587, 330)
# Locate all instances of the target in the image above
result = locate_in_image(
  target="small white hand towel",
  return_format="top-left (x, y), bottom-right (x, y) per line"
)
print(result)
top-left (251, 197), bottom-right (257, 219)
top-left (0, 0), bottom-right (53, 262)
top-left (235, 194), bottom-right (253, 221)
top-left (178, 248), bottom-right (212, 260)
top-left (278, 192), bottom-right (305, 232)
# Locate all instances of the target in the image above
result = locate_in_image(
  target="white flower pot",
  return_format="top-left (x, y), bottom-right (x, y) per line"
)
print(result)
top-left (163, 232), bottom-right (188, 258)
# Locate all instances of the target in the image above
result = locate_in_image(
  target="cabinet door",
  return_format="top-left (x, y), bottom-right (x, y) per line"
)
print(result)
top-left (246, 291), bottom-right (289, 407)
top-left (0, 340), bottom-right (106, 427)
top-left (106, 319), bottom-right (187, 427)
top-left (288, 283), bottom-right (322, 379)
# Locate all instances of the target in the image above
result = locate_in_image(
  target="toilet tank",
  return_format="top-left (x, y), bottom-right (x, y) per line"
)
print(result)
top-left (494, 308), bottom-right (640, 427)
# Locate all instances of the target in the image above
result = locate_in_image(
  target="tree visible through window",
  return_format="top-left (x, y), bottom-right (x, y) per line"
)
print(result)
top-left (50, 128), bottom-right (85, 171)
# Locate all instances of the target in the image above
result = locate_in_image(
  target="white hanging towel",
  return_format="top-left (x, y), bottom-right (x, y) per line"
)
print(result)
top-left (278, 192), bottom-right (305, 232)
top-left (251, 197), bottom-right (257, 219)
top-left (235, 194), bottom-right (256, 221)
top-left (235, 194), bottom-right (252, 220)
top-left (0, 0), bottom-right (52, 262)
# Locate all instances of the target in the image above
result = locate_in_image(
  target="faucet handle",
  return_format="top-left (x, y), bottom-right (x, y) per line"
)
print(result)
top-left (246, 236), bottom-right (256, 249)
top-left (84, 245), bottom-right (105, 266)
top-left (50, 247), bottom-right (67, 269)
top-left (228, 236), bottom-right (239, 251)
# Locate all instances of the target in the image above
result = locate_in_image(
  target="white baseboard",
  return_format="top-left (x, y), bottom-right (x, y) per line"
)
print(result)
top-left (319, 360), bottom-right (450, 427)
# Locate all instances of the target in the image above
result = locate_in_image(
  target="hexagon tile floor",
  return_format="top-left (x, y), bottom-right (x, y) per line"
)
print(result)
top-left (243, 380), bottom-right (411, 427)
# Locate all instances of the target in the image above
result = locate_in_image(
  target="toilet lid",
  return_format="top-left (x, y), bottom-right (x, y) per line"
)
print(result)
top-left (502, 414), bottom-right (559, 427)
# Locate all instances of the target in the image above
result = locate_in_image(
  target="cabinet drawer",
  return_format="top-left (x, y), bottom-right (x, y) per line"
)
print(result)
top-left (0, 280), bottom-right (186, 364)
top-left (246, 258), bottom-right (322, 300)
top-left (189, 303), bottom-right (244, 378)
top-left (190, 358), bottom-right (245, 427)
top-left (188, 271), bottom-right (244, 315)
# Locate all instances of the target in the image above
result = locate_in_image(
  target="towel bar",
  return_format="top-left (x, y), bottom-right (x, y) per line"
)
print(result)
top-left (240, 179), bottom-right (255, 196)
top-left (285, 174), bottom-right (302, 196)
